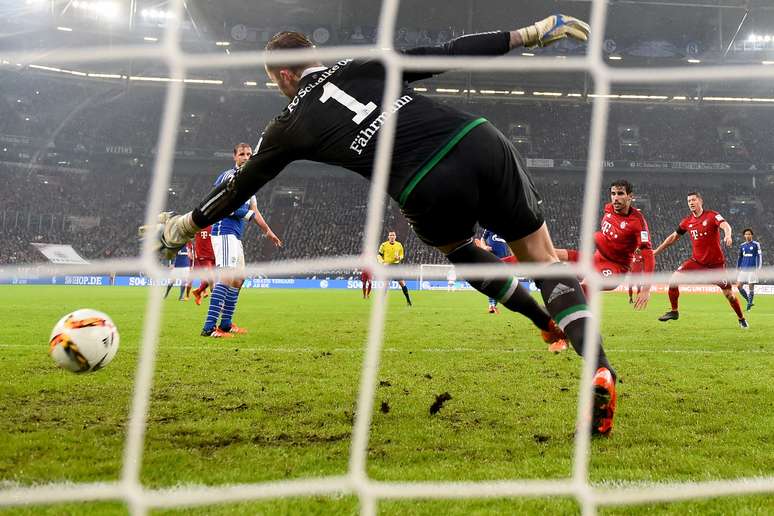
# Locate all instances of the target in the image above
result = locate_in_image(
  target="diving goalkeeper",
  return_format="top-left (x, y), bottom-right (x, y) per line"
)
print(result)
top-left (148, 14), bottom-right (618, 435)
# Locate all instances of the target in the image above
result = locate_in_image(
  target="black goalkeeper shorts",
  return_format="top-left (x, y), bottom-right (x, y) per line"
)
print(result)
top-left (401, 120), bottom-right (544, 248)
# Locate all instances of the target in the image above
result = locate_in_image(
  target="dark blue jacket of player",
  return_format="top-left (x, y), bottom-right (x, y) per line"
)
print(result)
top-left (737, 240), bottom-right (762, 270)
top-left (173, 246), bottom-right (191, 268)
top-left (210, 167), bottom-right (253, 239)
top-left (483, 229), bottom-right (510, 259)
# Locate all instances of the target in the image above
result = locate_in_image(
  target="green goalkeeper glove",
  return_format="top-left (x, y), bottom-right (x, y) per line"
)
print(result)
top-left (138, 212), bottom-right (197, 260)
top-left (517, 14), bottom-right (590, 48)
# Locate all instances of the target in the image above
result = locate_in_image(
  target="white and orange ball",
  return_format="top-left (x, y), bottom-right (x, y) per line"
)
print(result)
top-left (49, 309), bottom-right (119, 373)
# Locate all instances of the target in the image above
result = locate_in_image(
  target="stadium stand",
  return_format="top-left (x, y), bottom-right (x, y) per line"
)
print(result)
top-left (3, 72), bottom-right (773, 272)
top-left (2, 159), bottom-right (771, 274)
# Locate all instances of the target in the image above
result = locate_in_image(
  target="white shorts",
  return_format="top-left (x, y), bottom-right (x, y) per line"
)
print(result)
top-left (210, 234), bottom-right (245, 269)
top-left (737, 270), bottom-right (758, 285)
top-left (169, 266), bottom-right (189, 285)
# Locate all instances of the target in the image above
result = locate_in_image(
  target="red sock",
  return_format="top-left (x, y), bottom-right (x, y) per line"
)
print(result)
top-left (668, 286), bottom-right (680, 311)
top-left (728, 297), bottom-right (744, 319)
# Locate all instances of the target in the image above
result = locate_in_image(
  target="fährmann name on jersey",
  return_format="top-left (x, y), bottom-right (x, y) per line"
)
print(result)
top-left (349, 95), bottom-right (414, 155)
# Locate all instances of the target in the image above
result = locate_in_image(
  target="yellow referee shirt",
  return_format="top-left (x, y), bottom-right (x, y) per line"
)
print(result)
top-left (378, 241), bottom-right (404, 264)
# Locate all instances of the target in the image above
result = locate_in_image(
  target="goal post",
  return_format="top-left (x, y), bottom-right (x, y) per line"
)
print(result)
top-left (418, 263), bottom-right (459, 291)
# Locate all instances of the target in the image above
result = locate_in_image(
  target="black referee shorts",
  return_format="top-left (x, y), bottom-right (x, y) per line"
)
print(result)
top-left (401, 121), bottom-right (544, 248)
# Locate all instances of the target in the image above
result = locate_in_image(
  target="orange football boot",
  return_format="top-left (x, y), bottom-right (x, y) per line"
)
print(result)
top-left (225, 324), bottom-right (248, 335)
top-left (541, 319), bottom-right (568, 353)
top-left (548, 340), bottom-right (569, 353)
top-left (591, 367), bottom-right (617, 436)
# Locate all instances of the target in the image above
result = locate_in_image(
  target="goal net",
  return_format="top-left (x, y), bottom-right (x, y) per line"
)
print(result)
top-left (1, 0), bottom-right (773, 515)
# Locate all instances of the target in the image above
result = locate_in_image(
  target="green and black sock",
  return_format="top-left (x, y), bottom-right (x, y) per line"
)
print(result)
top-left (445, 241), bottom-right (552, 331)
top-left (537, 264), bottom-right (615, 379)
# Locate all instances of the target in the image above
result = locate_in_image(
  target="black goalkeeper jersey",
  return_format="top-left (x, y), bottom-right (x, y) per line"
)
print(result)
top-left (195, 31), bottom-right (512, 227)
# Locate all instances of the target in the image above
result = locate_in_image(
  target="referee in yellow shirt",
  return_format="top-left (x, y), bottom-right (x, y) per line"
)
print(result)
top-left (378, 230), bottom-right (412, 306)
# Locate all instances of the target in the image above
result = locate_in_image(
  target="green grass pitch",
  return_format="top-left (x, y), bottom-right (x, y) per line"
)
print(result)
top-left (1, 285), bottom-right (772, 515)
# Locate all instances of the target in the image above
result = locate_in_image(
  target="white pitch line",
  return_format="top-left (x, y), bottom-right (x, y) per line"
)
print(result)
top-left (3, 343), bottom-right (769, 355)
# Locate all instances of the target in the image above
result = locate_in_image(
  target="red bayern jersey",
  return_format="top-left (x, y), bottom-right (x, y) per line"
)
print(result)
top-left (630, 252), bottom-right (644, 273)
top-left (193, 225), bottom-right (215, 261)
top-left (677, 209), bottom-right (726, 266)
top-left (594, 203), bottom-right (652, 268)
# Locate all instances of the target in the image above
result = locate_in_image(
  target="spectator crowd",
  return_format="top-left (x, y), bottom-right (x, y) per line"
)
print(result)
top-left (3, 71), bottom-right (774, 276)
top-left (2, 160), bottom-right (772, 277)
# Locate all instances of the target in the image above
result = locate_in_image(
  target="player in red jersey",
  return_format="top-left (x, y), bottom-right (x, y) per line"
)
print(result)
top-left (653, 192), bottom-right (748, 328)
top-left (627, 248), bottom-right (645, 304)
top-left (191, 225), bottom-right (216, 306)
top-left (361, 268), bottom-right (372, 299)
top-left (556, 180), bottom-right (655, 310)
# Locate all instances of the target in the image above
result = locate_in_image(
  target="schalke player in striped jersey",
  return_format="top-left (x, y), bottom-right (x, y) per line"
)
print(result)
top-left (736, 228), bottom-right (762, 311)
top-left (201, 143), bottom-right (283, 338)
top-left (149, 15), bottom-right (620, 435)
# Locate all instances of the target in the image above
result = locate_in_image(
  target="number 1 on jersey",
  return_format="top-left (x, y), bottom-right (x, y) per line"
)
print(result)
top-left (319, 82), bottom-right (377, 124)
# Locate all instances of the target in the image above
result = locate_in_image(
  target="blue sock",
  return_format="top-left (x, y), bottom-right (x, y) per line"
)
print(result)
top-left (488, 297), bottom-right (497, 307)
top-left (739, 287), bottom-right (749, 303)
top-left (219, 287), bottom-right (240, 331)
top-left (203, 284), bottom-right (228, 332)
top-left (749, 288), bottom-right (755, 305)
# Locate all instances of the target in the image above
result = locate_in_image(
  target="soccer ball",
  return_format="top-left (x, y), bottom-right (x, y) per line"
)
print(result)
top-left (49, 309), bottom-right (119, 373)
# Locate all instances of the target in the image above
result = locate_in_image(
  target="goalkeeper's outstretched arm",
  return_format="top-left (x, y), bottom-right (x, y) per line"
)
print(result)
top-left (402, 14), bottom-right (590, 82)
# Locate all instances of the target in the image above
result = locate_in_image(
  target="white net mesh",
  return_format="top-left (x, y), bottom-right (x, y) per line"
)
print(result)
top-left (1, 0), bottom-right (773, 514)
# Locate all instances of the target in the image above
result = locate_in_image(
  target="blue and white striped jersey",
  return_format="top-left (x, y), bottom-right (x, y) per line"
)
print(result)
top-left (737, 240), bottom-right (762, 270)
top-left (210, 167), bottom-right (252, 239)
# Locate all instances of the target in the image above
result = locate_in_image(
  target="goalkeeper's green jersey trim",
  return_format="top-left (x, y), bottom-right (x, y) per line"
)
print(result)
top-left (378, 241), bottom-right (405, 265)
top-left (398, 117), bottom-right (488, 207)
